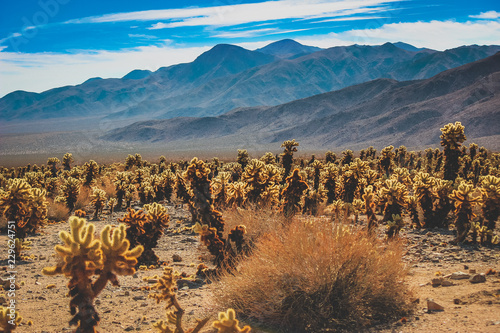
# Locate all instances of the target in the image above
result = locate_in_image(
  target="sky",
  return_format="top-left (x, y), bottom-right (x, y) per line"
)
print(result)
top-left (0, 0), bottom-right (499, 97)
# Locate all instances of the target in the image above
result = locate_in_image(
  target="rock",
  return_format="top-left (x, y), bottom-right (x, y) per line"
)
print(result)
top-left (124, 291), bottom-right (130, 296)
top-left (124, 326), bottom-right (135, 331)
top-left (133, 296), bottom-right (145, 301)
top-left (469, 269), bottom-right (476, 274)
top-left (427, 299), bottom-right (444, 312)
top-left (453, 298), bottom-right (461, 304)
top-left (431, 278), bottom-right (443, 286)
top-left (486, 320), bottom-right (500, 326)
top-left (469, 274), bottom-right (486, 284)
top-left (172, 254), bottom-right (183, 262)
top-left (450, 271), bottom-right (470, 280)
top-left (441, 280), bottom-right (455, 286)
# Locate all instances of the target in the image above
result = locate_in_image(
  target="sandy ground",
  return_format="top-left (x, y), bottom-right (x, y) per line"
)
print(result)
top-left (1, 205), bottom-right (499, 333)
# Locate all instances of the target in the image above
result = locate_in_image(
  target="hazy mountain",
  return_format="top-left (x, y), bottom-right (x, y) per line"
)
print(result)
top-left (102, 52), bottom-right (500, 150)
top-left (256, 39), bottom-right (322, 58)
top-left (393, 42), bottom-right (434, 53)
top-left (2, 41), bottom-right (500, 134)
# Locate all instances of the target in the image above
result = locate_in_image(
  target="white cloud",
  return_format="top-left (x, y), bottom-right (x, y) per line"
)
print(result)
top-left (470, 11), bottom-right (500, 19)
top-left (0, 44), bottom-right (210, 97)
top-left (68, 0), bottom-right (402, 28)
top-left (297, 20), bottom-right (500, 50)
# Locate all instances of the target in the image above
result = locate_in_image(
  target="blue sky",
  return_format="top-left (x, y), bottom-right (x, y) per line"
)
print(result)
top-left (1, 0), bottom-right (499, 97)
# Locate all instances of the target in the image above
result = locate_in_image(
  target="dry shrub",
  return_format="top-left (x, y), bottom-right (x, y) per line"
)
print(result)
top-left (47, 199), bottom-right (70, 222)
top-left (74, 186), bottom-right (91, 211)
top-left (99, 176), bottom-right (116, 198)
top-left (222, 205), bottom-right (285, 245)
top-left (212, 219), bottom-right (413, 332)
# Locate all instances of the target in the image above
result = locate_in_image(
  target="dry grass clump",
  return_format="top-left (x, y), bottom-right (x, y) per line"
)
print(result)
top-left (74, 186), bottom-right (91, 211)
top-left (47, 199), bottom-right (70, 222)
top-left (212, 219), bottom-right (413, 332)
top-left (222, 205), bottom-right (286, 245)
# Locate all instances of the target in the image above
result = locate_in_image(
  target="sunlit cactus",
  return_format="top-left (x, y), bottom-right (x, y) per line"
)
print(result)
top-left (212, 171), bottom-right (232, 209)
top-left (83, 160), bottom-right (99, 187)
top-left (449, 181), bottom-right (481, 243)
top-left (309, 160), bottom-right (323, 190)
top-left (150, 266), bottom-right (209, 333)
top-left (259, 184), bottom-right (280, 209)
top-left (138, 180), bottom-right (155, 204)
top-left (241, 159), bottom-right (267, 203)
top-left (42, 217), bottom-right (142, 332)
top-left (480, 175), bottom-right (500, 243)
top-left (412, 172), bottom-right (435, 227)
top-left (378, 178), bottom-right (407, 223)
top-left (341, 158), bottom-right (369, 203)
top-left (321, 163), bottom-right (339, 204)
top-left (280, 139), bottom-right (299, 177)
top-left (406, 196), bottom-right (421, 228)
top-left (62, 153), bottom-right (74, 171)
top-left (135, 167), bottom-right (150, 184)
top-left (22, 187), bottom-right (48, 236)
top-left (114, 171), bottom-right (132, 210)
top-left (433, 178), bottom-right (453, 228)
top-left (119, 208), bottom-right (148, 248)
top-left (193, 222), bottom-right (228, 268)
top-left (184, 157), bottom-right (225, 235)
top-left (260, 152), bottom-right (276, 165)
top-left (43, 176), bottom-right (58, 198)
top-left (227, 182), bottom-right (248, 208)
top-left (325, 150), bottom-right (336, 163)
top-left (440, 122), bottom-right (466, 182)
top-left (47, 157), bottom-right (60, 177)
top-left (281, 169), bottom-right (308, 219)
top-left (160, 170), bottom-right (176, 203)
top-left (339, 149), bottom-right (354, 166)
top-left (386, 214), bottom-right (405, 239)
top-left (56, 177), bottom-right (81, 211)
top-left (212, 308), bottom-right (251, 333)
top-left (351, 198), bottom-right (364, 224)
top-left (0, 306), bottom-right (22, 332)
top-left (326, 199), bottom-right (344, 223)
top-left (379, 146), bottom-right (395, 177)
top-left (392, 167), bottom-right (411, 186)
top-left (175, 172), bottom-right (191, 204)
top-left (362, 186), bottom-right (378, 232)
top-left (237, 149), bottom-right (250, 170)
top-left (88, 187), bottom-right (106, 220)
top-left (108, 197), bottom-right (117, 215)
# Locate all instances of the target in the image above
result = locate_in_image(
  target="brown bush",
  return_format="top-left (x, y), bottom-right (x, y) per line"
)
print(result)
top-left (74, 186), bottom-right (91, 211)
top-left (47, 199), bottom-right (70, 222)
top-left (212, 218), bottom-right (413, 332)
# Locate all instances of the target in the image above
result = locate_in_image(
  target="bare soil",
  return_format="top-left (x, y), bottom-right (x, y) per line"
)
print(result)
top-left (1, 205), bottom-right (499, 333)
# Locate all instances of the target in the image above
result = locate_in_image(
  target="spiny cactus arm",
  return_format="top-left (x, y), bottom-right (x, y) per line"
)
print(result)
top-left (152, 320), bottom-right (175, 333)
top-left (42, 216), bottom-right (103, 277)
top-left (212, 308), bottom-right (251, 333)
top-left (0, 306), bottom-right (22, 332)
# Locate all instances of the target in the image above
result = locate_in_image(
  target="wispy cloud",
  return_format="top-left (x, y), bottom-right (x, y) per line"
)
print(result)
top-left (67, 0), bottom-right (403, 29)
top-left (297, 20), bottom-right (500, 50)
top-left (470, 11), bottom-right (500, 19)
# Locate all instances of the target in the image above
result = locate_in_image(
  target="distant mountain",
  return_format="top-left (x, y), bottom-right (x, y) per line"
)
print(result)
top-left (2, 41), bottom-right (500, 135)
top-left (393, 42), bottom-right (434, 53)
top-left (103, 52), bottom-right (500, 150)
top-left (256, 39), bottom-right (322, 58)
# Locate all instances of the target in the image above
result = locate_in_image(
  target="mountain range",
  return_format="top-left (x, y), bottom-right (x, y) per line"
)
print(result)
top-left (1, 39), bottom-right (499, 155)
top-left (102, 51), bottom-right (500, 150)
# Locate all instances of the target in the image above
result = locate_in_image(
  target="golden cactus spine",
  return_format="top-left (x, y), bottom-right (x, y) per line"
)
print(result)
top-left (212, 308), bottom-right (251, 333)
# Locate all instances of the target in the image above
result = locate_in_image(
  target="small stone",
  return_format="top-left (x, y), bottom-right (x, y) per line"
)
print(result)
top-left (172, 254), bottom-right (183, 262)
top-left (450, 271), bottom-right (470, 280)
top-left (133, 296), bottom-right (145, 301)
top-left (124, 291), bottom-right (130, 296)
top-left (453, 298), bottom-right (461, 304)
top-left (463, 265), bottom-right (469, 270)
top-left (469, 269), bottom-right (476, 274)
top-left (427, 299), bottom-right (444, 312)
top-left (431, 278), bottom-right (443, 286)
top-left (441, 280), bottom-right (454, 286)
top-left (124, 326), bottom-right (135, 331)
top-left (469, 273), bottom-right (486, 284)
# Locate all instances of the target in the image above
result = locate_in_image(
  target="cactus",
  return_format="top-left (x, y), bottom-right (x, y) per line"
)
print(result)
top-left (302, 186), bottom-right (326, 216)
top-left (227, 182), bottom-right (247, 208)
top-left (175, 172), bottom-right (191, 204)
top-left (90, 187), bottom-right (107, 220)
top-left (440, 122), bottom-right (466, 182)
top-left (193, 223), bottom-right (227, 267)
top-left (260, 152), bottom-right (276, 165)
top-left (62, 153), bottom-right (74, 171)
top-left (57, 177), bottom-right (81, 211)
top-left (321, 163), bottom-right (338, 204)
top-left (212, 308), bottom-right (251, 333)
top-left (83, 160), bottom-right (99, 187)
top-left (362, 186), bottom-right (378, 232)
top-left (212, 172), bottom-right (232, 209)
top-left (241, 159), bottom-right (267, 203)
top-left (449, 181), bottom-right (481, 243)
top-left (340, 149), bottom-right (354, 166)
top-left (107, 198), bottom-right (117, 215)
top-left (480, 175), bottom-right (500, 244)
top-left (406, 196), bottom-right (421, 228)
top-left (47, 157), bottom-right (60, 177)
top-left (280, 140), bottom-right (299, 177)
top-left (413, 172), bottom-right (435, 227)
top-left (386, 214), bottom-right (405, 239)
top-left (378, 178), bottom-right (407, 223)
top-left (150, 267), bottom-right (209, 333)
top-left (42, 216), bottom-right (143, 332)
top-left (184, 157), bottom-right (224, 235)
top-left (379, 146), bottom-right (395, 177)
top-left (325, 151), bottom-right (336, 164)
top-left (0, 306), bottom-right (22, 332)
top-left (281, 169), bottom-right (308, 219)
top-left (160, 170), bottom-right (176, 203)
top-left (432, 179), bottom-right (453, 228)
top-left (138, 180), bottom-right (155, 204)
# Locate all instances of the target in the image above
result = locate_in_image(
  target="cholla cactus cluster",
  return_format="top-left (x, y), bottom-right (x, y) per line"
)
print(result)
top-left (42, 216), bottom-right (143, 332)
